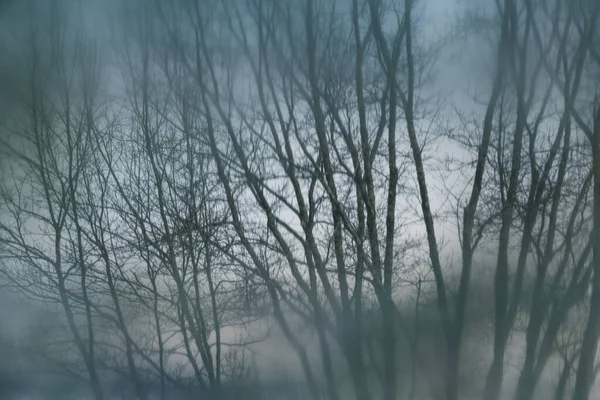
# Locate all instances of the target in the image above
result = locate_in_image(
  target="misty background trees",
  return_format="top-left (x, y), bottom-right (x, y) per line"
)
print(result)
top-left (1, 0), bottom-right (600, 399)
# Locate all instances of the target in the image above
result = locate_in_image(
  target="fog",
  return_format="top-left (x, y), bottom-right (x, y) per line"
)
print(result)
top-left (1, 0), bottom-right (599, 399)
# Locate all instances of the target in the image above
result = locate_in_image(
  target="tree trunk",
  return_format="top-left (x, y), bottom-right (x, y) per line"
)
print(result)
top-left (572, 112), bottom-right (600, 399)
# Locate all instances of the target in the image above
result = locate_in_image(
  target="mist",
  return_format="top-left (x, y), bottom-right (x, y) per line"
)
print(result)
top-left (1, 0), bottom-right (600, 400)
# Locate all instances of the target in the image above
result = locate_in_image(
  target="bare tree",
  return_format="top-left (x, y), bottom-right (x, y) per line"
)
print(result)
top-left (0, 2), bottom-right (105, 398)
top-left (4, 1), bottom-right (600, 399)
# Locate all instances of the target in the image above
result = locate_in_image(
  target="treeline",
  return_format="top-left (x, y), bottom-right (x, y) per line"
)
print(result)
top-left (1, 0), bottom-right (600, 399)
